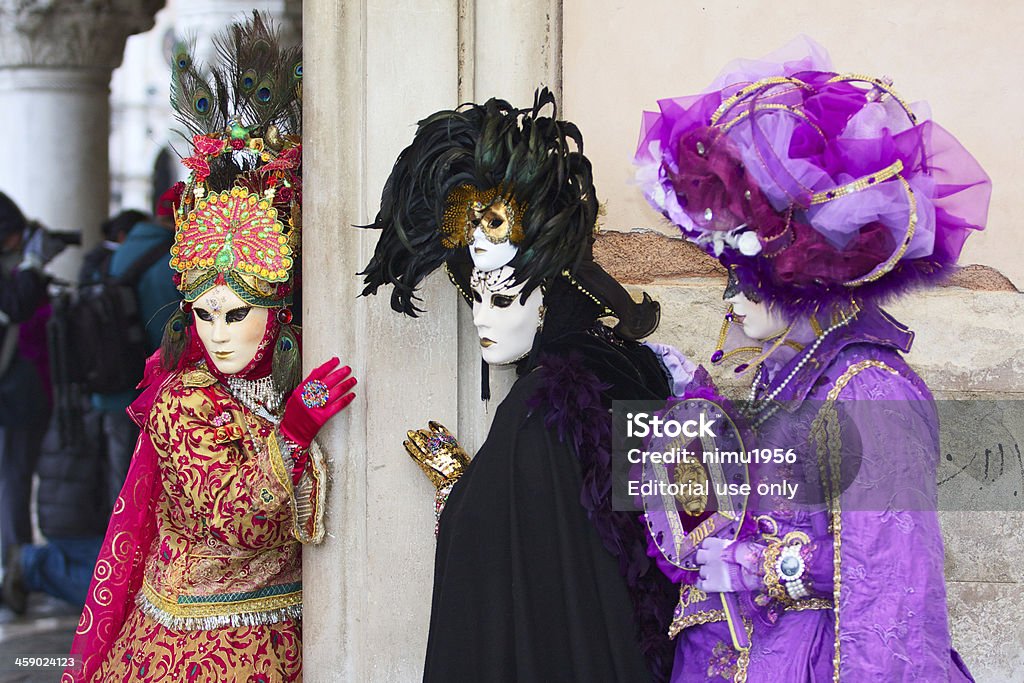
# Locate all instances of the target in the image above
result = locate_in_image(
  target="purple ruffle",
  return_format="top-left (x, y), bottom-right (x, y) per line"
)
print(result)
top-left (528, 351), bottom-right (676, 683)
top-left (635, 38), bottom-right (991, 318)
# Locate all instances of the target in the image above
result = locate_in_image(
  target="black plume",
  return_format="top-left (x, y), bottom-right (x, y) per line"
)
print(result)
top-left (360, 87), bottom-right (599, 316)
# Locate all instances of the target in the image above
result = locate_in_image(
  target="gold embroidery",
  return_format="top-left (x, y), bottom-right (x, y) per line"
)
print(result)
top-left (140, 579), bottom-right (301, 624)
top-left (788, 598), bottom-right (832, 611)
top-left (669, 609), bottom-right (726, 638)
top-left (182, 368), bottom-right (217, 387)
top-left (267, 431), bottom-right (293, 493)
top-left (733, 618), bottom-right (754, 683)
top-left (291, 439), bottom-right (327, 545)
top-left (681, 585), bottom-right (708, 607)
top-left (811, 359), bottom-right (901, 682)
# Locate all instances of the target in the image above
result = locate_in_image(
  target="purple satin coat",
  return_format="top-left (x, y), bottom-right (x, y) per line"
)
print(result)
top-left (653, 308), bottom-right (972, 682)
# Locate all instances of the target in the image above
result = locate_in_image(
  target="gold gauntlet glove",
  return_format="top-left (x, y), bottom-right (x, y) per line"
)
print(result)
top-left (404, 421), bottom-right (470, 489)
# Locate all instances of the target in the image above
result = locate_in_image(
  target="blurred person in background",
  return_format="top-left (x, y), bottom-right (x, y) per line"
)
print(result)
top-left (0, 191), bottom-right (64, 600)
top-left (90, 196), bottom-right (179, 505)
top-left (1, 205), bottom-right (173, 615)
top-left (79, 208), bottom-right (148, 285)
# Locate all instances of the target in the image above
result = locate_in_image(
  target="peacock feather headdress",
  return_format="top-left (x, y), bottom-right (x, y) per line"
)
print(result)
top-left (168, 11), bottom-right (303, 308)
top-left (160, 12), bottom-right (303, 387)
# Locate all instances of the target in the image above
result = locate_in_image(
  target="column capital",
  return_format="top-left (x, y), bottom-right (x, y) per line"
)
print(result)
top-left (0, 0), bottom-right (163, 71)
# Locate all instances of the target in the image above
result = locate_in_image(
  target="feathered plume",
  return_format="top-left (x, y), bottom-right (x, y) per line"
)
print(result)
top-left (170, 39), bottom-right (227, 135)
top-left (360, 88), bottom-right (597, 315)
top-left (211, 11), bottom-right (302, 136)
top-left (170, 11), bottom-right (301, 141)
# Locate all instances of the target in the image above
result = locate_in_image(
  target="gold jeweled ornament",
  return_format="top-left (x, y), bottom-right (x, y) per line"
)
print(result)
top-left (170, 186), bottom-right (294, 304)
top-left (440, 184), bottom-right (526, 249)
top-left (674, 456), bottom-right (709, 516)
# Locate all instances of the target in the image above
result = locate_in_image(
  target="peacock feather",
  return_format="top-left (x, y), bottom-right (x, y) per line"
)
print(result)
top-left (210, 11), bottom-right (302, 138)
top-left (171, 11), bottom-right (301, 141)
top-left (170, 39), bottom-right (227, 136)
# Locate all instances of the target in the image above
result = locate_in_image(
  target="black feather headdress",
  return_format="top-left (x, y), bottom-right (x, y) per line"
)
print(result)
top-left (360, 88), bottom-right (658, 341)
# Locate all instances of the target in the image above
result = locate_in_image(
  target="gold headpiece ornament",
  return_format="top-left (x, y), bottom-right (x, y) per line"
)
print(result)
top-left (440, 185), bottom-right (526, 250)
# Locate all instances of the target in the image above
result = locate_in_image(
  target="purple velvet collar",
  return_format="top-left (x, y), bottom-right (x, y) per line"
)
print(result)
top-left (765, 306), bottom-right (914, 404)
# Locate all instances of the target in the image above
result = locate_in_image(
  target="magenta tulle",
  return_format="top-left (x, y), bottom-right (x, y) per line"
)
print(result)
top-left (635, 38), bottom-right (991, 317)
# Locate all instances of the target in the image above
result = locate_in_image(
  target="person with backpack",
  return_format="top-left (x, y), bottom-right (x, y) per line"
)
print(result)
top-left (89, 200), bottom-right (179, 505)
top-left (3, 202), bottom-right (182, 615)
top-left (78, 209), bottom-right (149, 286)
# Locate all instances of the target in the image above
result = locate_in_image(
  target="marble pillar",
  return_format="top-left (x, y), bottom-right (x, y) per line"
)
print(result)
top-left (302, 0), bottom-right (561, 679)
top-left (0, 0), bottom-right (161, 258)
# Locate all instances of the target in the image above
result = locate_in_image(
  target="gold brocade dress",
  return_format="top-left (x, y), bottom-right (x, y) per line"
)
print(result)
top-left (92, 366), bottom-right (325, 683)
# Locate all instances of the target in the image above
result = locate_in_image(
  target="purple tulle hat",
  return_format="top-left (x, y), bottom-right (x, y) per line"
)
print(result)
top-left (635, 36), bottom-right (992, 318)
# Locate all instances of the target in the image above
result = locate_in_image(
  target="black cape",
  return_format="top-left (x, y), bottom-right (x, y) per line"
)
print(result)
top-left (423, 332), bottom-right (672, 683)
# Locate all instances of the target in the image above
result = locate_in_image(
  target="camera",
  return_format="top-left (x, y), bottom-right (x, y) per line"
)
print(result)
top-left (23, 220), bottom-right (79, 264)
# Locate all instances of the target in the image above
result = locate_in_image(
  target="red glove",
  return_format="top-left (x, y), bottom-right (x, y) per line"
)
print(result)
top-left (280, 357), bottom-right (357, 450)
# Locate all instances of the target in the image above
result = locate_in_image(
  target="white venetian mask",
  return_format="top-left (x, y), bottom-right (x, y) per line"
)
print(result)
top-left (725, 291), bottom-right (787, 341)
top-left (470, 266), bottom-right (545, 365)
top-left (193, 285), bottom-right (270, 374)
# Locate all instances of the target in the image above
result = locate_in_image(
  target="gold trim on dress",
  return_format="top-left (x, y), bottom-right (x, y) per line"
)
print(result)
top-left (811, 359), bottom-right (901, 682)
top-left (138, 581), bottom-right (302, 630)
top-left (291, 439), bottom-right (327, 544)
top-left (267, 431), bottom-right (293, 493)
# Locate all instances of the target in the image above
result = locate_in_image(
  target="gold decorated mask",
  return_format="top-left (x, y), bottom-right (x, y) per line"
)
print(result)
top-left (441, 185), bottom-right (526, 250)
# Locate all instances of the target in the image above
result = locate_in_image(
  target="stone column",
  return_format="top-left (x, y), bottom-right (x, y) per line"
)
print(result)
top-left (456, 0), bottom-right (564, 467)
top-left (302, 1), bottom-right (459, 680)
top-left (303, 1), bottom-right (563, 678)
top-left (0, 0), bottom-right (161, 255)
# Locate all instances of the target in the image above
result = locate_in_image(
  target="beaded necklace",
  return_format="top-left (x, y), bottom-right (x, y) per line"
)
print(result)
top-left (744, 311), bottom-right (856, 429)
top-left (226, 375), bottom-right (283, 423)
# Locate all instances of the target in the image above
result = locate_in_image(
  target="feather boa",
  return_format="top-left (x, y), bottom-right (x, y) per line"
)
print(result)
top-left (527, 351), bottom-right (676, 683)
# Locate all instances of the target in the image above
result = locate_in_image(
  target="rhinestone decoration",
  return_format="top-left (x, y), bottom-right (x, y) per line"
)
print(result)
top-left (300, 379), bottom-right (330, 409)
top-left (170, 186), bottom-right (293, 281)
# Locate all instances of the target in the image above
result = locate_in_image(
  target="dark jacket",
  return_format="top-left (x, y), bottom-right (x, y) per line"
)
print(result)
top-left (0, 251), bottom-right (50, 427)
top-left (93, 221), bottom-right (178, 412)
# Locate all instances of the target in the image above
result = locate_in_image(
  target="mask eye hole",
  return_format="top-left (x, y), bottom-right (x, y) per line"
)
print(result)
top-left (471, 290), bottom-right (482, 304)
top-left (225, 307), bottom-right (252, 323)
top-left (489, 217), bottom-right (503, 229)
top-left (194, 308), bottom-right (213, 322)
top-left (492, 294), bottom-right (515, 309)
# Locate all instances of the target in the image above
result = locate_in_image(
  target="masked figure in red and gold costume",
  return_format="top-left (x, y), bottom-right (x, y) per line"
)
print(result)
top-left (66, 14), bottom-right (357, 682)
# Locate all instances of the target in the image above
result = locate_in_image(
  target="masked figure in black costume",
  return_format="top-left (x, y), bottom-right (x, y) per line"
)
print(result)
top-left (361, 90), bottom-right (683, 682)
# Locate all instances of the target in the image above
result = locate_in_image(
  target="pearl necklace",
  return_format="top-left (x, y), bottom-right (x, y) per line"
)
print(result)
top-left (745, 313), bottom-right (855, 428)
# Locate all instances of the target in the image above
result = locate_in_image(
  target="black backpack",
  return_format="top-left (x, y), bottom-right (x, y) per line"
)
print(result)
top-left (53, 240), bottom-right (170, 394)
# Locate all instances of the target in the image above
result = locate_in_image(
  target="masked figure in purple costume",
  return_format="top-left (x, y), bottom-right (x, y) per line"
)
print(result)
top-left (361, 90), bottom-right (681, 682)
top-left (634, 39), bottom-right (990, 682)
